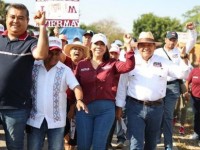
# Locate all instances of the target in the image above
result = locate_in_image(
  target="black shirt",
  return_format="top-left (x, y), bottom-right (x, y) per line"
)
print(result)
top-left (0, 31), bottom-right (37, 109)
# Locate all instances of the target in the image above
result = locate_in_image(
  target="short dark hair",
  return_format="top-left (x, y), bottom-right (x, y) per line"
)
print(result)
top-left (6, 3), bottom-right (29, 18)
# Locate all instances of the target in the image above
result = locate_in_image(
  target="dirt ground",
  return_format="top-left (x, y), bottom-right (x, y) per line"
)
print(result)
top-left (172, 107), bottom-right (200, 150)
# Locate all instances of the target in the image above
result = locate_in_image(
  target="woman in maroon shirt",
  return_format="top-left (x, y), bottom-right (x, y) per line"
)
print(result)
top-left (185, 63), bottom-right (200, 144)
top-left (75, 33), bottom-right (135, 150)
top-left (63, 41), bottom-right (88, 150)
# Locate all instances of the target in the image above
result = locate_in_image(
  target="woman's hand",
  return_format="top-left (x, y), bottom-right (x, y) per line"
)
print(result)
top-left (76, 100), bottom-right (89, 113)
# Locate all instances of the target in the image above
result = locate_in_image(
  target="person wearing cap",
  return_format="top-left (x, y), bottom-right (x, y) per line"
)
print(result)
top-left (62, 41), bottom-right (88, 150)
top-left (0, 3), bottom-right (49, 149)
top-left (75, 33), bottom-right (135, 149)
top-left (154, 22), bottom-right (197, 150)
top-left (109, 43), bottom-right (120, 60)
top-left (107, 44), bottom-right (127, 149)
top-left (82, 30), bottom-right (94, 58)
top-left (59, 34), bottom-right (68, 47)
top-left (115, 31), bottom-right (191, 150)
top-left (26, 37), bottom-right (87, 150)
top-left (82, 30), bottom-right (94, 48)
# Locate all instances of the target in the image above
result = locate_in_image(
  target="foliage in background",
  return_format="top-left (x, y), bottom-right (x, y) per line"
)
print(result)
top-left (80, 18), bottom-right (125, 45)
top-left (132, 13), bottom-right (183, 44)
top-left (1, 1), bottom-right (199, 44)
top-left (182, 5), bottom-right (200, 41)
top-left (0, 0), bottom-right (6, 26)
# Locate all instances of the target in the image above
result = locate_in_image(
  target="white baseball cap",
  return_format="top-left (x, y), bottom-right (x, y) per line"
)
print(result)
top-left (109, 43), bottom-right (120, 54)
top-left (91, 33), bottom-right (107, 45)
top-left (49, 36), bottom-right (62, 51)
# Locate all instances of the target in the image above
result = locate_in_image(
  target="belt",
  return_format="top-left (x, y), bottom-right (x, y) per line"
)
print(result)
top-left (167, 79), bottom-right (179, 85)
top-left (127, 96), bottom-right (163, 106)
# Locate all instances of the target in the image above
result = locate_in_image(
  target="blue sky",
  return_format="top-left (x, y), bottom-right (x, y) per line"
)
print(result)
top-left (5, 0), bottom-right (200, 32)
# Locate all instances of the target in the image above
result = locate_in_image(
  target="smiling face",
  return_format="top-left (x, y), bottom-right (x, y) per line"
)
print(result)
top-left (6, 7), bottom-right (29, 38)
top-left (137, 43), bottom-right (156, 61)
top-left (91, 41), bottom-right (106, 59)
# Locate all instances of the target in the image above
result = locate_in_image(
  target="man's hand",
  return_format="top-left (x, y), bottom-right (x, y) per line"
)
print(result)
top-left (76, 100), bottom-right (88, 113)
top-left (34, 10), bottom-right (46, 26)
top-left (179, 46), bottom-right (186, 56)
top-left (186, 22), bottom-right (195, 30)
top-left (116, 107), bottom-right (123, 120)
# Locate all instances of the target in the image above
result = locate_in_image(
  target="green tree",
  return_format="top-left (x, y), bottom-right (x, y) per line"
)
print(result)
top-left (80, 19), bottom-right (125, 44)
top-left (0, 0), bottom-right (6, 25)
top-left (182, 5), bottom-right (200, 35)
top-left (133, 13), bottom-right (182, 43)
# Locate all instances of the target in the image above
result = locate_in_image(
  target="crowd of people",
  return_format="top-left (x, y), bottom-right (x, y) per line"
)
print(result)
top-left (0, 2), bottom-right (199, 150)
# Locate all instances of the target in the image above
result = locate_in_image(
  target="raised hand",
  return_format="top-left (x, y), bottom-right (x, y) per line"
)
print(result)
top-left (34, 10), bottom-right (46, 26)
top-left (186, 22), bottom-right (195, 30)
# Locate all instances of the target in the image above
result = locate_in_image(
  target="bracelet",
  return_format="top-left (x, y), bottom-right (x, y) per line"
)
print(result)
top-left (76, 99), bottom-right (82, 102)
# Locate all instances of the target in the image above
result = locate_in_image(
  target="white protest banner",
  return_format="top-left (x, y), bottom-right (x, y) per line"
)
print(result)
top-left (35, 0), bottom-right (80, 27)
top-left (177, 32), bottom-right (188, 43)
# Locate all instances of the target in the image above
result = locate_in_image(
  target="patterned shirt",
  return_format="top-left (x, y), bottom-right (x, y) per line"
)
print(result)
top-left (27, 61), bottom-right (79, 129)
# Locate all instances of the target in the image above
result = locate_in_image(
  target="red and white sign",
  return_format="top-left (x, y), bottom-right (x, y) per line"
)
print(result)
top-left (35, 0), bottom-right (80, 27)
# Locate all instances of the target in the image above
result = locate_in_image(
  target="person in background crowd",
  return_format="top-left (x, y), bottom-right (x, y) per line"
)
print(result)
top-left (53, 26), bottom-right (59, 37)
top-left (154, 22), bottom-right (197, 150)
top-left (59, 34), bottom-right (68, 62)
top-left (73, 37), bottom-right (80, 42)
top-left (173, 41), bottom-right (193, 135)
top-left (59, 34), bottom-right (68, 46)
top-left (82, 30), bottom-right (94, 58)
top-left (0, 3), bottom-right (49, 150)
top-left (185, 60), bottom-right (200, 146)
top-left (82, 30), bottom-right (93, 48)
top-left (63, 41), bottom-right (88, 150)
top-left (107, 43), bottom-right (127, 149)
top-left (75, 33), bottom-right (135, 150)
top-left (26, 37), bottom-right (87, 150)
top-left (116, 31), bottom-right (191, 150)
top-left (0, 23), bottom-right (4, 34)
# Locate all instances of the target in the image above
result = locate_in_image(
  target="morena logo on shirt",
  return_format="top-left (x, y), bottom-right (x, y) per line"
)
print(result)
top-left (153, 62), bottom-right (162, 67)
top-left (101, 65), bottom-right (112, 70)
top-left (80, 68), bottom-right (90, 71)
top-left (193, 76), bottom-right (198, 79)
top-left (172, 54), bottom-right (179, 58)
